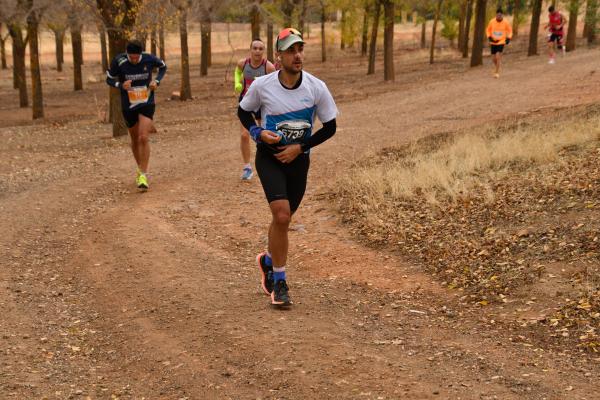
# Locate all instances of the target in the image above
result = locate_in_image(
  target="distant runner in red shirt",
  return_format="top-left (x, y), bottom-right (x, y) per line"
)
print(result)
top-left (545, 5), bottom-right (568, 64)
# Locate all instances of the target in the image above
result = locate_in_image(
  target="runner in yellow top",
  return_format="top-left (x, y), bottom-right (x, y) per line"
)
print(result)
top-left (234, 39), bottom-right (276, 181)
top-left (486, 8), bottom-right (512, 79)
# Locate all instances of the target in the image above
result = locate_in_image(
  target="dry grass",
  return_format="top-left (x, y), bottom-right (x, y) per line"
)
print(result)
top-left (335, 106), bottom-right (600, 352)
top-left (342, 113), bottom-right (600, 206)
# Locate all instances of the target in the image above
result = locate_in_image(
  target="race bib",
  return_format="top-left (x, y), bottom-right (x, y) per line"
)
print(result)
top-left (276, 120), bottom-right (312, 144)
top-left (127, 86), bottom-right (149, 105)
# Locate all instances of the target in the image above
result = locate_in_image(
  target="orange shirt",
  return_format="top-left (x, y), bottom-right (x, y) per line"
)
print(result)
top-left (486, 18), bottom-right (513, 45)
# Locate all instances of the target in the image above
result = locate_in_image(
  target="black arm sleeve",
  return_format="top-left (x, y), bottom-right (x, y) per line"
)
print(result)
top-left (154, 57), bottom-right (167, 83)
top-left (238, 106), bottom-right (257, 131)
top-left (303, 119), bottom-right (336, 149)
top-left (106, 58), bottom-right (120, 88)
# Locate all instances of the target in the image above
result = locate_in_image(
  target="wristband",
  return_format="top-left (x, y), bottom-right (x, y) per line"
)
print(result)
top-left (249, 125), bottom-right (263, 143)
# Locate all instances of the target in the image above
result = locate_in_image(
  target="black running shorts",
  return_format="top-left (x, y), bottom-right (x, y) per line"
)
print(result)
top-left (491, 45), bottom-right (504, 55)
top-left (549, 33), bottom-right (563, 43)
top-left (255, 148), bottom-right (310, 214)
top-left (122, 104), bottom-right (155, 128)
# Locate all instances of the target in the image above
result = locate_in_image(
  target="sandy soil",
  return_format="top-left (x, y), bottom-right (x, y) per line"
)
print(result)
top-left (1, 30), bottom-right (599, 399)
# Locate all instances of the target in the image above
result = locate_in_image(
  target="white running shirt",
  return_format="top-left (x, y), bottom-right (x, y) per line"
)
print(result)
top-left (240, 71), bottom-right (338, 145)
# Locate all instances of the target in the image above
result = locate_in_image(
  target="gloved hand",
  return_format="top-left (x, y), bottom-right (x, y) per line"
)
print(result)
top-left (235, 82), bottom-right (243, 93)
top-left (505, 38), bottom-right (510, 45)
top-left (488, 37), bottom-right (499, 44)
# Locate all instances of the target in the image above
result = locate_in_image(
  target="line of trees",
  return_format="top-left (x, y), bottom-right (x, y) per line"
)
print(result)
top-left (0, 0), bottom-right (598, 133)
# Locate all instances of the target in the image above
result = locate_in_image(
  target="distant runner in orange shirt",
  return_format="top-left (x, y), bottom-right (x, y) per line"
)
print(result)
top-left (486, 8), bottom-right (512, 79)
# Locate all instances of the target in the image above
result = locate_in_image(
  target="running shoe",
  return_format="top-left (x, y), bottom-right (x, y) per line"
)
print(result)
top-left (548, 58), bottom-right (556, 64)
top-left (271, 280), bottom-right (292, 307)
top-left (256, 252), bottom-right (274, 295)
top-left (241, 167), bottom-right (253, 181)
top-left (493, 73), bottom-right (500, 79)
top-left (136, 174), bottom-right (149, 190)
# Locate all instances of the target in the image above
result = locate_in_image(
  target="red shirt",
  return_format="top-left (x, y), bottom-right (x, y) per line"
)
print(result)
top-left (549, 12), bottom-right (564, 34)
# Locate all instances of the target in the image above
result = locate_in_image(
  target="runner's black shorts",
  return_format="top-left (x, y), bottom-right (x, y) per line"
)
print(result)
top-left (239, 93), bottom-right (261, 120)
top-left (122, 104), bottom-right (155, 128)
top-left (549, 33), bottom-right (564, 43)
top-left (490, 44), bottom-right (504, 54)
top-left (255, 147), bottom-right (310, 214)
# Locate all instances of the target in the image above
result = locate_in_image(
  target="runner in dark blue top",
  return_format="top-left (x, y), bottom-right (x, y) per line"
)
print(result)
top-left (106, 40), bottom-right (167, 190)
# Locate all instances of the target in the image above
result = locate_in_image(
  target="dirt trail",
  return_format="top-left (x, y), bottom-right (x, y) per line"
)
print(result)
top-left (1, 49), bottom-right (599, 399)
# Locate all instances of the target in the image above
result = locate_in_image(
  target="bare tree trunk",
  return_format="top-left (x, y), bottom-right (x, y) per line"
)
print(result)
top-left (99, 25), bottom-right (108, 72)
top-left (282, 0), bottom-right (295, 27)
top-left (70, 24), bottom-right (83, 90)
top-left (430, 0), bottom-right (442, 64)
top-left (321, 2), bottom-right (327, 62)
top-left (586, 0), bottom-right (599, 44)
top-left (52, 29), bottom-right (65, 72)
top-left (27, 8), bottom-right (44, 119)
top-left (0, 22), bottom-right (7, 69)
top-left (267, 21), bottom-right (274, 62)
top-left (367, 0), bottom-right (381, 74)
top-left (250, 3), bottom-right (260, 40)
top-left (512, 0), bottom-right (521, 37)
top-left (421, 20), bottom-right (427, 48)
top-left (361, 3), bottom-right (369, 56)
top-left (208, 28), bottom-right (212, 67)
top-left (0, 35), bottom-right (6, 69)
top-left (340, 9), bottom-right (346, 50)
top-left (470, 0), bottom-right (487, 67)
top-left (200, 18), bottom-right (210, 76)
top-left (528, 0), bottom-right (542, 56)
top-left (583, 3), bottom-right (590, 38)
top-left (458, 0), bottom-right (467, 50)
top-left (159, 23), bottom-right (166, 60)
top-left (12, 40), bottom-right (18, 89)
top-left (566, 0), bottom-right (580, 51)
top-left (8, 24), bottom-right (28, 107)
top-left (299, 0), bottom-right (308, 33)
top-left (150, 28), bottom-right (157, 54)
top-left (179, 8), bottom-right (192, 100)
top-left (107, 34), bottom-right (128, 136)
top-left (137, 32), bottom-right (148, 50)
top-left (462, 0), bottom-right (473, 57)
top-left (383, 0), bottom-right (394, 81)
